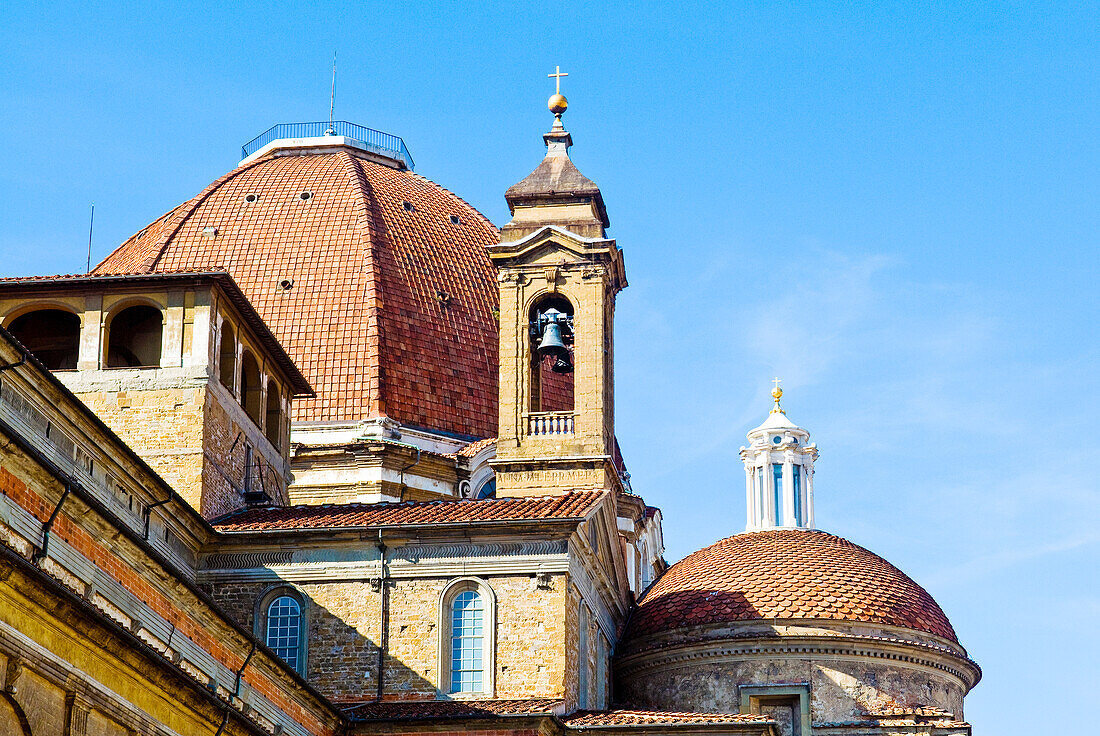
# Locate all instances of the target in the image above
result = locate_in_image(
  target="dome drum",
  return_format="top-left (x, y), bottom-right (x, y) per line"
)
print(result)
top-left (615, 643), bottom-right (972, 728)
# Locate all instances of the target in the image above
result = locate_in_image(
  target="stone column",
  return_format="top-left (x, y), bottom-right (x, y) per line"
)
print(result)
top-left (782, 455), bottom-right (796, 527)
top-left (744, 464), bottom-right (756, 531)
top-left (77, 294), bottom-right (102, 371)
top-left (162, 290), bottom-right (185, 368)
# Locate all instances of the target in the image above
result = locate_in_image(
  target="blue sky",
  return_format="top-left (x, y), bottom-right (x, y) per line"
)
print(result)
top-left (2, 2), bottom-right (1097, 732)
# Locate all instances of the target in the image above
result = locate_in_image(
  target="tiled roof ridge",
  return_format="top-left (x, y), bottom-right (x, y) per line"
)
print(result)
top-left (405, 168), bottom-right (501, 235)
top-left (90, 204), bottom-right (186, 273)
top-left (145, 156), bottom-right (274, 273)
top-left (341, 151), bottom-right (387, 418)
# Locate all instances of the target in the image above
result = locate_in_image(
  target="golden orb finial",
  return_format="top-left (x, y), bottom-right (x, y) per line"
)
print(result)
top-left (548, 93), bottom-right (568, 116)
top-left (770, 377), bottom-right (785, 414)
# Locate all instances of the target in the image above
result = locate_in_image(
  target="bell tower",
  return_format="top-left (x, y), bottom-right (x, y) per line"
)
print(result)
top-left (489, 77), bottom-right (627, 498)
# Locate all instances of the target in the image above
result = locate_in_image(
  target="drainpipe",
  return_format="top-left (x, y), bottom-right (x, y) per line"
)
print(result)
top-left (395, 442), bottom-right (421, 503)
top-left (375, 531), bottom-right (388, 701)
top-left (32, 485), bottom-right (71, 564)
top-left (0, 353), bottom-right (26, 372)
top-left (142, 495), bottom-right (172, 540)
top-left (214, 641), bottom-right (256, 736)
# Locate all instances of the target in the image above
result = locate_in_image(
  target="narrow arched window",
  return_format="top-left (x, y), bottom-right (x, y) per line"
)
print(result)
top-left (265, 379), bottom-right (282, 448)
top-left (7, 309), bottom-right (80, 370)
top-left (240, 350), bottom-right (262, 424)
top-left (219, 322), bottom-right (236, 389)
top-left (106, 305), bottom-right (162, 368)
top-left (265, 595), bottom-right (302, 671)
top-left (450, 590), bottom-right (485, 693)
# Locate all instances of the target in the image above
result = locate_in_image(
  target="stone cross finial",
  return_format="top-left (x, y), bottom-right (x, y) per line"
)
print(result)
top-left (548, 65), bottom-right (568, 95)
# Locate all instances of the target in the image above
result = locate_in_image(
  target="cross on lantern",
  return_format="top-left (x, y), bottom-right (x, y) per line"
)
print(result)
top-left (548, 65), bottom-right (568, 95)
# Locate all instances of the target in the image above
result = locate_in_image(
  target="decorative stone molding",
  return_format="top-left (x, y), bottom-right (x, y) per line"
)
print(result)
top-left (203, 551), bottom-right (293, 569)
top-left (393, 540), bottom-right (567, 563)
top-left (615, 629), bottom-right (980, 688)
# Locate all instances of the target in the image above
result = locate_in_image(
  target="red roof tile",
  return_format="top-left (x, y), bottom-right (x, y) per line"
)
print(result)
top-left (564, 709), bottom-right (773, 727)
top-left (94, 149), bottom-right (500, 438)
top-left (212, 490), bottom-right (605, 532)
top-left (624, 529), bottom-right (958, 643)
top-left (457, 436), bottom-right (496, 459)
top-left (342, 698), bottom-right (562, 721)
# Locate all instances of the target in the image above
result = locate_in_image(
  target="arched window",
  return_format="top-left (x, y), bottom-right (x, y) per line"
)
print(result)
top-left (106, 305), bottom-right (162, 368)
top-left (450, 590), bottom-right (485, 693)
top-left (439, 578), bottom-right (495, 695)
top-left (265, 379), bottom-right (282, 448)
top-left (7, 308), bottom-right (80, 370)
top-left (240, 350), bottom-right (262, 424)
top-left (265, 594), bottom-right (303, 672)
top-left (474, 477), bottom-right (496, 499)
top-left (219, 322), bottom-right (236, 390)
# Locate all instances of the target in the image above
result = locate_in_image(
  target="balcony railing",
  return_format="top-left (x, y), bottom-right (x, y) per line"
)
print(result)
top-left (241, 121), bottom-right (415, 170)
top-left (525, 411), bottom-right (575, 436)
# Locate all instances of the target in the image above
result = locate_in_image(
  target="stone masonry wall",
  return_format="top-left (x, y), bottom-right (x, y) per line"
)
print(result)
top-left (618, 656), bottom-right (966, 722)
top-left (75, 388), bottom-right (206, 510)
top-left (202, 388), bottom-right (289, 518)
top-left (206, 572), bottom-right (569, 703)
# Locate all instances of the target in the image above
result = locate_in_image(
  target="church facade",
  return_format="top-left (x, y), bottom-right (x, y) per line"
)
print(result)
top-left (0, 84), bottom-right (978, 736)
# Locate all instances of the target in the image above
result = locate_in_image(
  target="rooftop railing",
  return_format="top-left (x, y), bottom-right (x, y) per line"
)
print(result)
top-left (241, 121), bottom-right (415, 170)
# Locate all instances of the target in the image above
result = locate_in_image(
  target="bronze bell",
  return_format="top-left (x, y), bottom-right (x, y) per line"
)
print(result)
top-left (551, 356), bottom-right (574, 374)
top-left (537, 321), bottom-right (570, 360)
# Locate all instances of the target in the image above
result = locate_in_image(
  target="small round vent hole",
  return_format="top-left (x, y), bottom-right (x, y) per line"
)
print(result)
top-left (244, 193), bottom-right (259, 203)
top-left (299, 191), bottom-right (313, 201)
top-left (403, 201), bottom-right (415, 212)
top-left (278, 278), bottom-right (294, 290)
top-left (449, 215), bottom-right (461, 225)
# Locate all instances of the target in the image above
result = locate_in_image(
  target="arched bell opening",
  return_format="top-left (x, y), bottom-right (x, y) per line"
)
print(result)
top-left (106, 304), bottom-right (163, 368)
top-left (528, 295), bottom-right (574, 413)
top-left (6, 308), bottom-right (80, 370)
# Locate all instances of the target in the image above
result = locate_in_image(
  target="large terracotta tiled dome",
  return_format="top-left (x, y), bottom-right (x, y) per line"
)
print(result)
top-left (626, 529), bottom-right (958, 643)
top-left (96, 143), bottom-right (500, 438)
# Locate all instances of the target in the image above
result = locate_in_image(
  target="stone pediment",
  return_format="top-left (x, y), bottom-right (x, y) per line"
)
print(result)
top-left (489, 226), bottom-right (627, 291)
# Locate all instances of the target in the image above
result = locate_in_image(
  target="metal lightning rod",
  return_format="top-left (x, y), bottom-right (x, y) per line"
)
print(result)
top-left (327, 51), bottom-right (337, 134)
top-left (86, 203), bottom-right (94, 273)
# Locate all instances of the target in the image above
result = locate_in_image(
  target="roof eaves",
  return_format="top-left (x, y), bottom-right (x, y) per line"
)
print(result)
top-left (0, 271), bottom-right (314, 397)
top-left (213, 515), bottom-right (590, 535)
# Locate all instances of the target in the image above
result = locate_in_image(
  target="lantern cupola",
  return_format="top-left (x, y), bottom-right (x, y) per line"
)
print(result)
top-left (739, 382), bottom-right (818, 531)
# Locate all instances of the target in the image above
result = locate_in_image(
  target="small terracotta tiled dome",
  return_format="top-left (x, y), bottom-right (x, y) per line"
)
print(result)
top-left (95, 146), bottom-right (499, 438)
top-left (626, 529), bottom-right (958, 643)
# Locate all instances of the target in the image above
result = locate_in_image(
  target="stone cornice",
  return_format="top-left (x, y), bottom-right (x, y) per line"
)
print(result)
top-left (199, 540), bottom-right (572, 583)
top-left (615, 630), bottom-right (981, 691)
